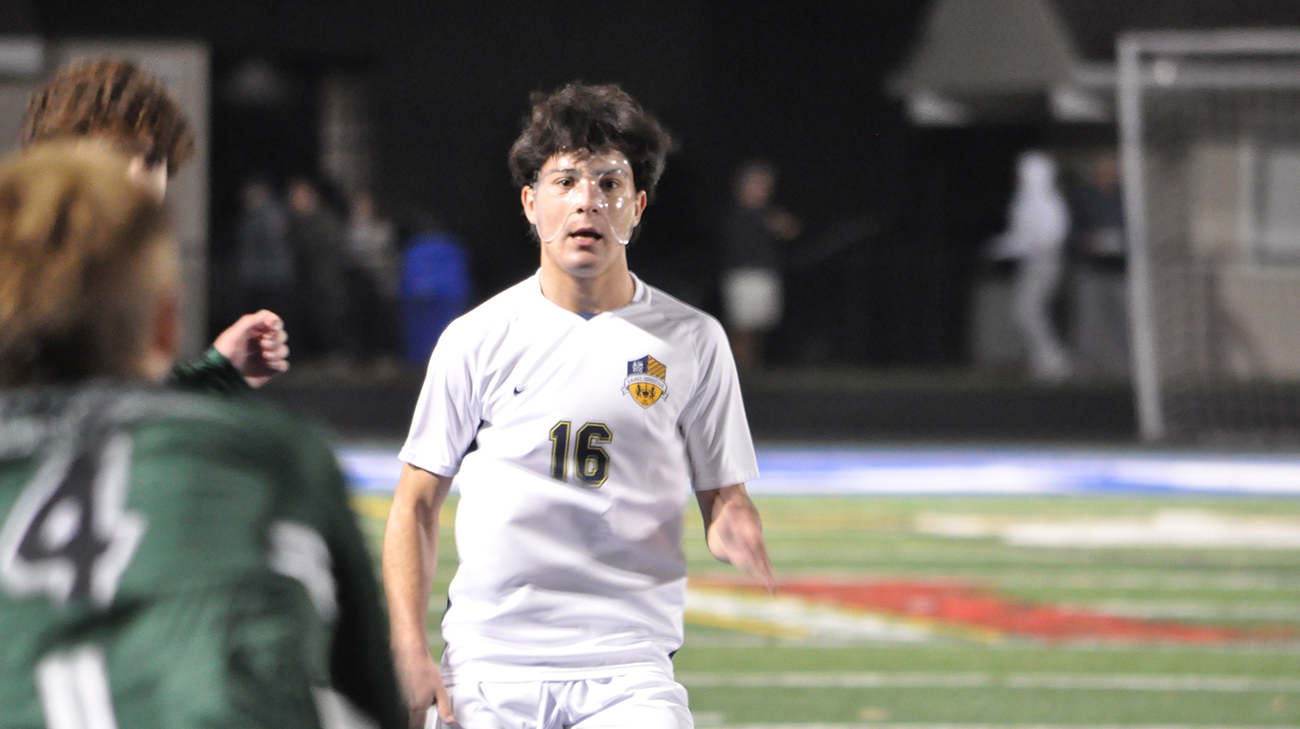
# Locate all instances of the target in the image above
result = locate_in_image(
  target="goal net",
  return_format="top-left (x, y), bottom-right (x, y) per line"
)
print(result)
top-left (1120, 30), bottom-right (1300, 445)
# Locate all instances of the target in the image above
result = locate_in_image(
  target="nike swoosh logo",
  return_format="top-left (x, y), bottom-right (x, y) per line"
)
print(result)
top-left (514, 386), bottom-right (524, 395)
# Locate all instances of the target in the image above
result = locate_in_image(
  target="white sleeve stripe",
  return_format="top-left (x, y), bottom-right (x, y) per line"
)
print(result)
top-left (691, 469), bottom-right (762, 492)
top-left (37, 645), bottom-right (118, 729)
top-left (267, 521), bottom-right (338, 623)
top-left (396, 447), bottom-right (461, 479)
top-left (314, 687), bottom-right (380, 729)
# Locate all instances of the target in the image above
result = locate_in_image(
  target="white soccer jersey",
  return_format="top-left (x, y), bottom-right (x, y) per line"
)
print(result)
top-left (400, 272), bottom-right (758, 684)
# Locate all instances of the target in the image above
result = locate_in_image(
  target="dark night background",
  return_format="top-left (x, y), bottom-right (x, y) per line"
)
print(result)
top-left (18, 0), bottom-right (993, 370)
top-left (24, 0), bottom-right (1300, 372)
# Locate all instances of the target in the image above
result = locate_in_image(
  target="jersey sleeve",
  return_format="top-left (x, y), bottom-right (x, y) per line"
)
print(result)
top-left (679, 315), bottom-right (760, 491)
top-left (289, 424), bottom-right (407, 729)
top-left (167, 347), bottom-right (251, 396)
top-left (398, 317), bottom-right (482, 477)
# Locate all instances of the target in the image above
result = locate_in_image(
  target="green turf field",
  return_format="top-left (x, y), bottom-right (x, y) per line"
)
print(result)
top-left (352, 493), bottom-right (1300, 727)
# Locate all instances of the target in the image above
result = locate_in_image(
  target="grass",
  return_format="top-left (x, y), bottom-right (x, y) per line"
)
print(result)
top-left (352, 492), bottom-right (1300, 726)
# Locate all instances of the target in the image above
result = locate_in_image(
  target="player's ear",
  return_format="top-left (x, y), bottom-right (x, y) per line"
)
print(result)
top-left (631, 189), bottom-right (648, 227)
top-left (521, 185), bottom-right (539, 225)
top-left (127, 154), bottom-right (168, 201)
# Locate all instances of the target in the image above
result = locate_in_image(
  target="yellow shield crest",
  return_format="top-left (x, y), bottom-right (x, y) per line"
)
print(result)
top-left (630, 381), bottom-right (664, 408)
top-left (624, 355), bottom-right (668, 409)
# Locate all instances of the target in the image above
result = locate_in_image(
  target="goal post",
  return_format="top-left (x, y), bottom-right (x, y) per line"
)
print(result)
top-left (1119, 30), bottom-right (1300, 445)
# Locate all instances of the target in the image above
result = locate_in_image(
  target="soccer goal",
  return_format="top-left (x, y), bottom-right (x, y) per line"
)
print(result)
top-left (1120, 30), bottom-right (1300, 445)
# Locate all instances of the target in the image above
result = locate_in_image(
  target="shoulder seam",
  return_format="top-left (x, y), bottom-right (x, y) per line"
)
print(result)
top-left (641, 283), bottom-right (714, 412)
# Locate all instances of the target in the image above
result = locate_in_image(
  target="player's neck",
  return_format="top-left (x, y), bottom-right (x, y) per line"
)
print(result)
top-left (538, 260), bottom-right (635, 315)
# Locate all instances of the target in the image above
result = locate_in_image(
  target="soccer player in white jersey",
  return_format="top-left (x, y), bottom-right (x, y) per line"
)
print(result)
top-left (383, 82), bottom-right (774, 729)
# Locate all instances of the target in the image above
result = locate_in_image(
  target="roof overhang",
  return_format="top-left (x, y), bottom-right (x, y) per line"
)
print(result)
top-left (889, 0), bottom-right (1115, 125)
top-left (0, 37), bottom-right (44, 77)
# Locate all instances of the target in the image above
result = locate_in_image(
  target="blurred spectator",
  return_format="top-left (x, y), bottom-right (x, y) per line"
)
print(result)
top-left (234, 177), bottom-right (296, 326)
top-left (399, 214), bottom-right (471, 366)
top-left (1069, 150), bottom-right (1130, 379)
top-left (990, 150), bottom-right (1072, 382)
top-left (720, 160), bottom-right (801, 370)
top-left (345, 191), bottom-right (402, 374)
top-left (287, 177), bottom-right (353, 368)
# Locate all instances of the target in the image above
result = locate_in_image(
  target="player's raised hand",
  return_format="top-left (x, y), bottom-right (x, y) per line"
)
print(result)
top-left (212, 309), bottom-right (290, 388)
top-left (395, 648), bottom-right (455, 729)
top-left (699, 484), bottom-right (776, 594)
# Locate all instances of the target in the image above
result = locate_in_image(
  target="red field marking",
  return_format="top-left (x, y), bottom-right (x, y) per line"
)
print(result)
top-left (692, 578), bottom-right (1295, 644)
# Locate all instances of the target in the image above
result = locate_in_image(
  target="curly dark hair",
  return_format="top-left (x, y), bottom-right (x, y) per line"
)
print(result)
top-left (508, 82), bottom-right (675, 200)
top-left (19, 59), bottom-right (196, 178)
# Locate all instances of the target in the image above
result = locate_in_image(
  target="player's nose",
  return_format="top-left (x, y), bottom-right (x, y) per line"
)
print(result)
top-left (572, 179), bottom-right (604, 211)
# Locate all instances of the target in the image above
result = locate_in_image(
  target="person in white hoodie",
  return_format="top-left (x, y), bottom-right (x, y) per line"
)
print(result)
top-left (991, 150), bottom-right (1072, 381)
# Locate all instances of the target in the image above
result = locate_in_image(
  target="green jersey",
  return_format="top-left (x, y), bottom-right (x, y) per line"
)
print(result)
top-left (0, 383), bottom-right (404, 729)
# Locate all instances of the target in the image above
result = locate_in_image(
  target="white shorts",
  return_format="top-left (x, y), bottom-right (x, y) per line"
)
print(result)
top-left (722, 268), bottom-right (782, 332)
top-left (430, 669), bottom-right (692, 729)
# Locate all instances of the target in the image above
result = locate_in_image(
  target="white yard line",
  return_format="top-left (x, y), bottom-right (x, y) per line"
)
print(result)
top-left (916, 511), bottom-right (1300, 550)
top-left (742, 569), bottom-right (1300, 593)
top-left (703, 724), bottom-right (1291, 729)
top-left (942, 572), bottom-right (1300, 592)
top-left (680, 634), bottom-right (1300, 653)
top-left (685, 589), bottom-right (952, 644)
top-left (1091, 600), bottom-right (1300, 620)
top-left (678, 672), bottom-right (1300, 692)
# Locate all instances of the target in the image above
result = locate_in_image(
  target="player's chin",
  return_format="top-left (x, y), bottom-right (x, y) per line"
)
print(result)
top-left (560, 240), bottom-right (611, 264)
top-left (559, 252), bottom-right (614, 278)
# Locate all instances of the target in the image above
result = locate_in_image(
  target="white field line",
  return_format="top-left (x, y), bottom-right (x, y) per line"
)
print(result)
top-left (761, 552), bottom-right (1300, 583)
top-left (677, 672), bottom-right (1300, 692)
top-left (704, 725), bottom-right (1292, 729)
top-left (751, 566), bottom-right (1300, 592)
top-left (1092, 600), bottom-right (1300, 620)
top-left (957, 572), bottom-right (1300, 592)
top-left (916, 511), bottom-right (1300, 550)
top-left (685, 588), bottom-right (950, 644)
top-left (680, 634), bottom-right (1300, 653)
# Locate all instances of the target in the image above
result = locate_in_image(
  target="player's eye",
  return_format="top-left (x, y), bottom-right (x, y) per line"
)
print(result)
top-left (600, 178), bottom-right (621, 191)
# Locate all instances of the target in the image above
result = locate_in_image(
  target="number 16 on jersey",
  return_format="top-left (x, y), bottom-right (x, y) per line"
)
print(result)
top-left (548, 421), bottom-right (612, 487)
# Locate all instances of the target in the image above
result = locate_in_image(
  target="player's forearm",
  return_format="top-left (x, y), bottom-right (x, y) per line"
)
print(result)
top-left (382, 467), bottom-right (446, 656)
top-left (702, 493), bottom-right (729, 563)
top-left (698, 489), bottom-right (732, 562)
top-left (705, 523), bottom-right (730, 563)
top-left (701, 484), bottom-right (757, 562)
top-left (699, 483), bottom-right (776, 591)
top-left (383, 510), bottom-right (437, 652)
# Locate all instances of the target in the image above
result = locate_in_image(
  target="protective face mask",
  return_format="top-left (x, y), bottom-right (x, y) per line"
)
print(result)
top-left (532, 158), bottom-right (639, 246)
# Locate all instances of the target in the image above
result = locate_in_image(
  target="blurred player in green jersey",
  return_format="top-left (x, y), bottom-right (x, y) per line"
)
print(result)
top-left (20, 58), bottom-right (289, 393)
top-left (0, 141), bottom-right (404, 728)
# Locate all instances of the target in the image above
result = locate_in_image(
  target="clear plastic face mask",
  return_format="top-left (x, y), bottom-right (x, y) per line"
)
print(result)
top-left (531, 154), bottom-right (639, 246)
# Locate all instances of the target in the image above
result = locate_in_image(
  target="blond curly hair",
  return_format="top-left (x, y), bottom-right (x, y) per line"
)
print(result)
top-left (0, 140), bottom-right (175, 386)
